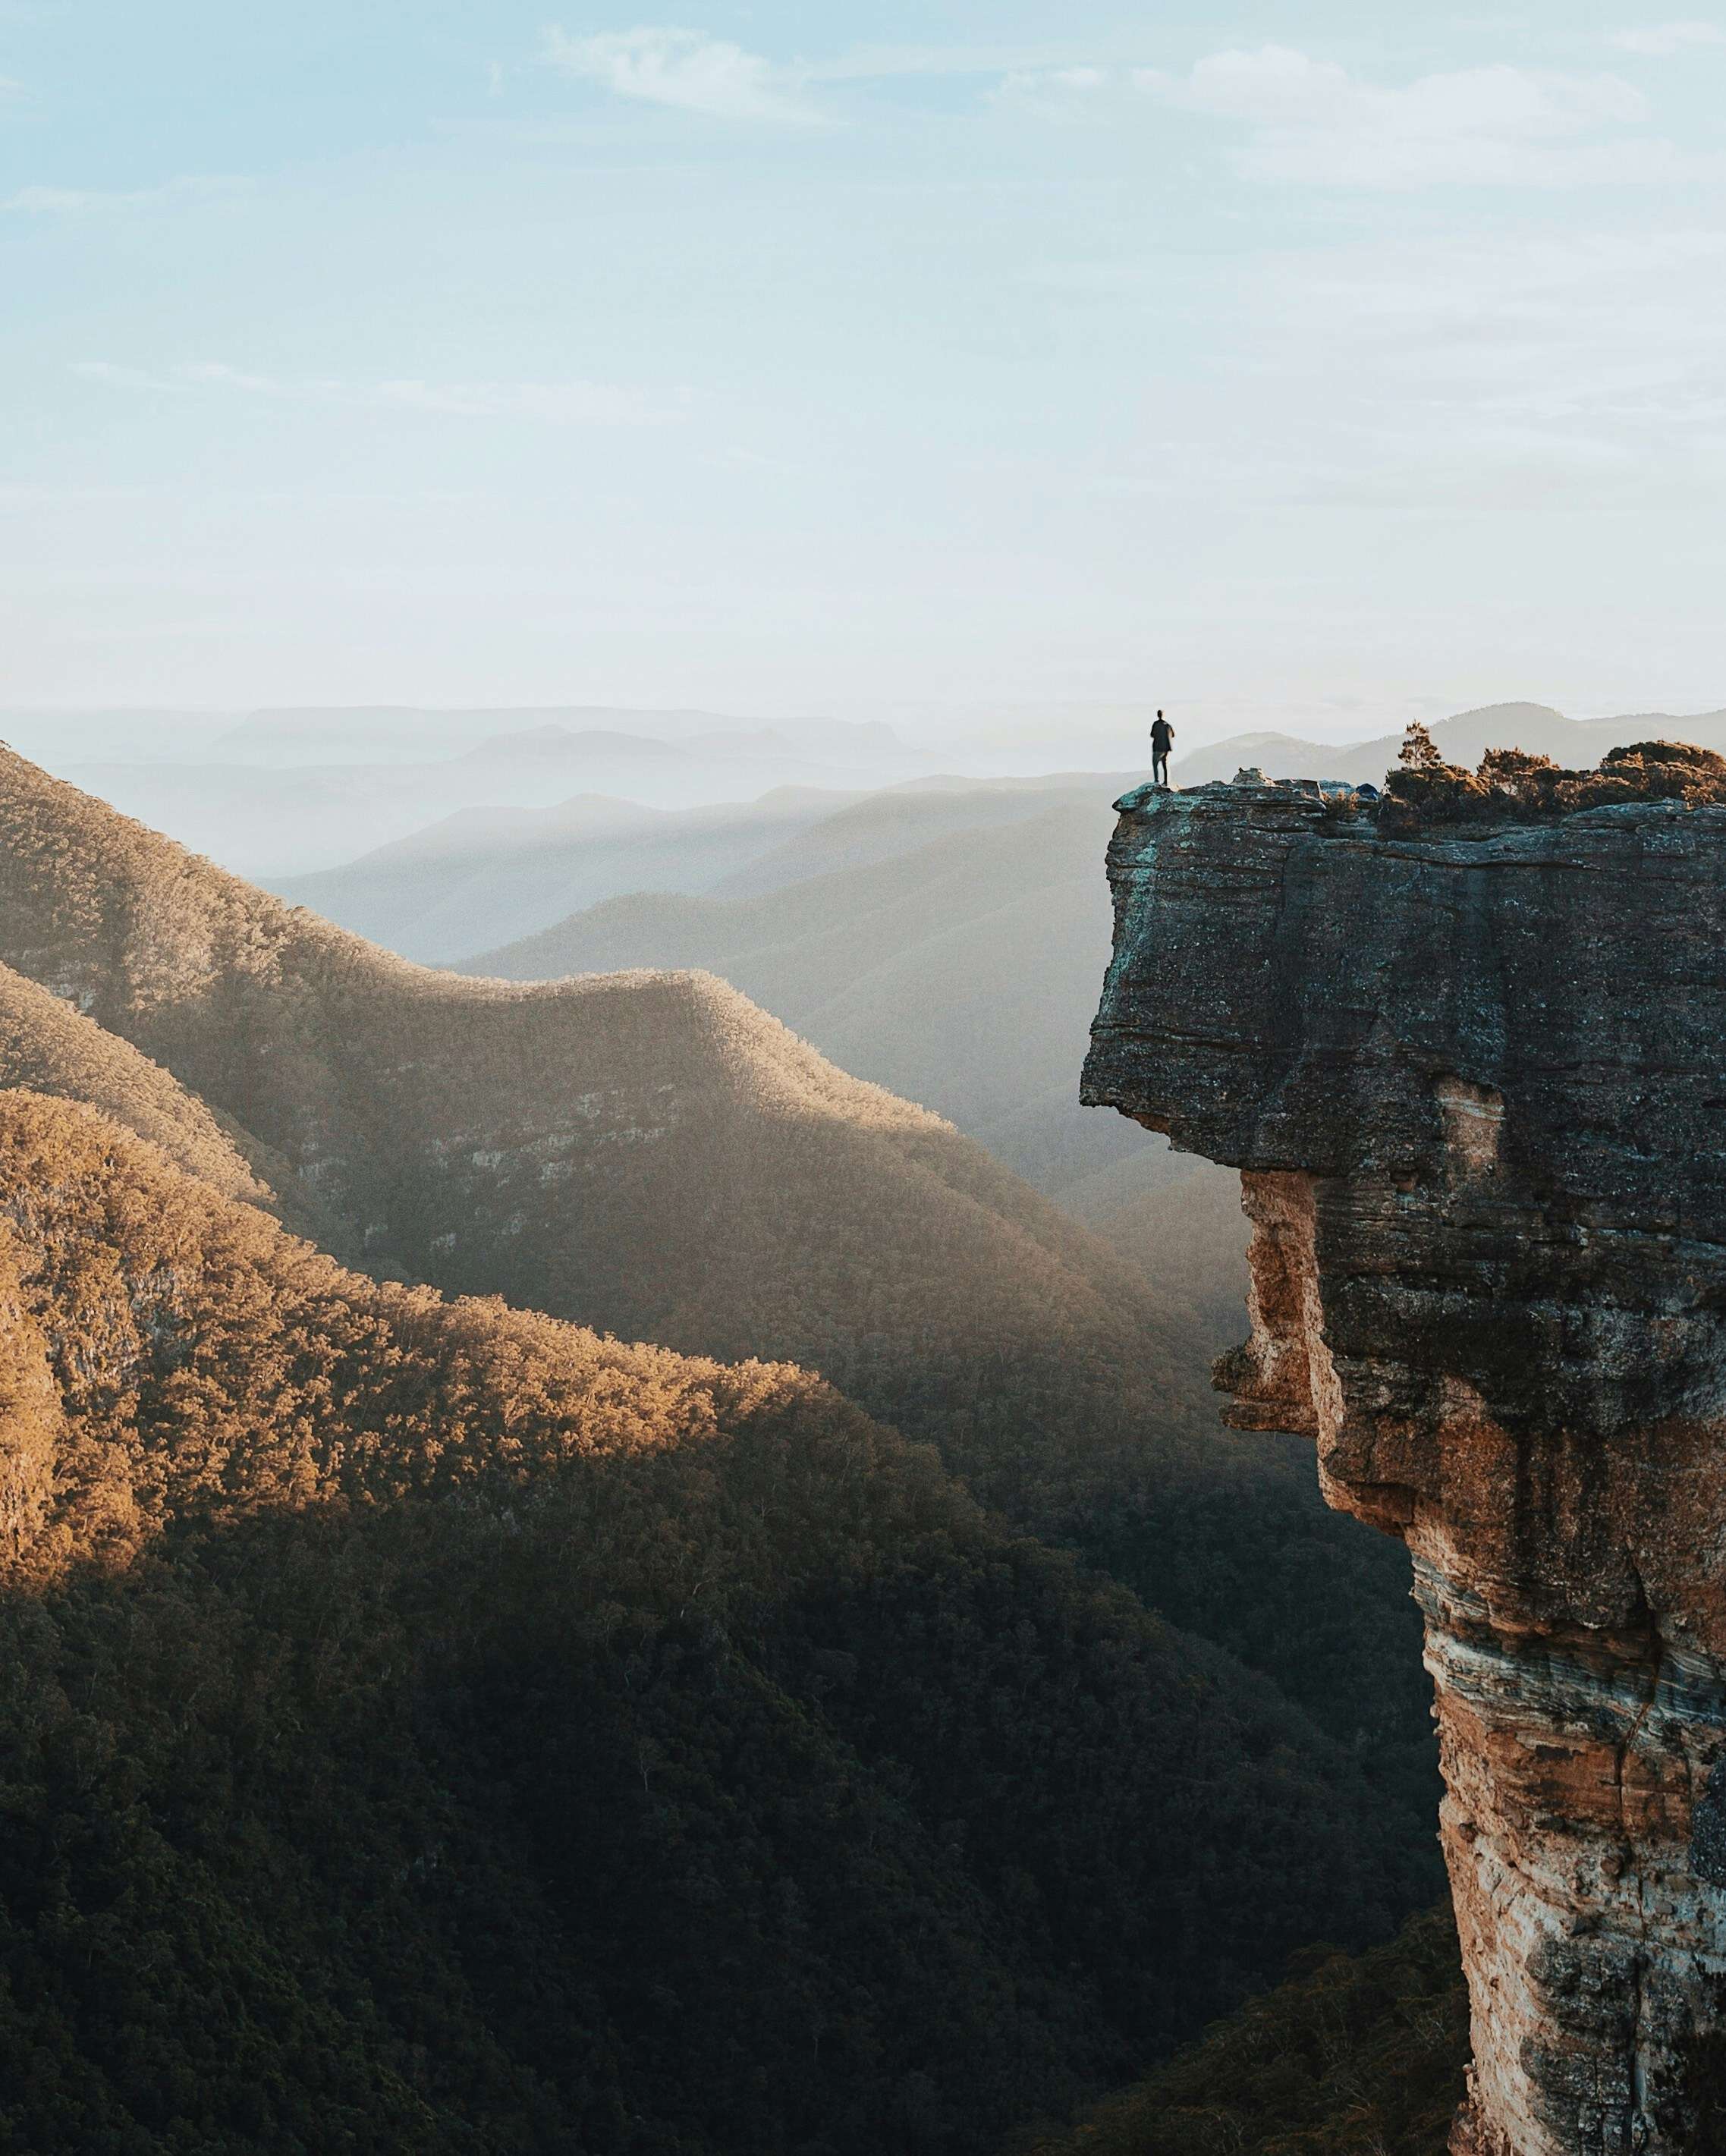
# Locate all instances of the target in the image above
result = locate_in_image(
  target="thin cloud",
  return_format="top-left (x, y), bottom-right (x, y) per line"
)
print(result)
top-left (1608, 21), bottom-right (1726, 55)
top-left (540, 26), bottom-right (822, 125)
top-left (806, 42), bottom-right (1100, 83)
top-left (992, 65), bottom-right (1109, 105)
top-left (73, 360), bottom-right (686, 425)
top-left (374, 377), bottom-right (684, 423)
top-left (71, 362), bottom-right (171, 390)
top-left (1241, 225), bottom-right (1726, 511)
top-left (5, 175), bottom-right (250, 213)
top-left (1132, 46), bottom-right (1706, 187)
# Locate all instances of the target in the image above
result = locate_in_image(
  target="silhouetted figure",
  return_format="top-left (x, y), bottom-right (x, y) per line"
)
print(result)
top-left (1150, 710), bottom-right (1174, 789)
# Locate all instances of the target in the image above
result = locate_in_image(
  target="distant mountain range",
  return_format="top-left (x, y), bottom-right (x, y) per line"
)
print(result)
top-left (272, 786), bottom-right (869, 960)
top-left (0, 712), bottom-right (925, 878)
top-left (281, 774), bottom-right (1138, 966)
top-left (57, 720), bottom-right (926, 878)
top-left (1173, 700), bottom-right (1726, 790)
top-left (215, 706), bottom-right (905, 765)
top-left (11, 694), bottom-right (1723, 882)
top-left (467, 784), bottom-right (1169, 1211)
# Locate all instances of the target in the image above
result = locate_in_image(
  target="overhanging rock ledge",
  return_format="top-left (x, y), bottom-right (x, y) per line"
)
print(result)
top-left (1083, 775), bottom-right (1726, 2156)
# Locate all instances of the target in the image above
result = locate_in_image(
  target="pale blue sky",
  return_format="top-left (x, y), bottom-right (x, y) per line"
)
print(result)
top-left (2, 4), bottom-right (1722, 738)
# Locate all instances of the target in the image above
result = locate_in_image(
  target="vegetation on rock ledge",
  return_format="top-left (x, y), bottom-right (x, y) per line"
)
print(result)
top-left (1381, 725), bottom-right (1726, 830)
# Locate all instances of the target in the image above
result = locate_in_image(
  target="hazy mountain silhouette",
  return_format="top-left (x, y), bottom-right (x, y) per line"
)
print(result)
top-left (275, 786), bottom-right (866, 963)
top-left (706, 775), bottom-right (1133, 899)
top-left (1064, 1161), bottom-right (1253, 1354)
top-left (279, 775), bottom-right (1138, 972)
top-left (215, 706), bottom-right (907, 765)
top-left (467, 787), bottom-right (1184, 1205)
top-left (55, 717), bottom-right (925, 878)
top-left (232, 697), bottom-right (1726, 957)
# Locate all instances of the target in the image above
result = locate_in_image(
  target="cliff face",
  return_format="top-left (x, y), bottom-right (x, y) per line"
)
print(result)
top-left (1083, 778), bottom-right (1726, 2156)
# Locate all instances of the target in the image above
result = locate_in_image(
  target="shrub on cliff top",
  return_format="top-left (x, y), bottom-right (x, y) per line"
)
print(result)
top-left (1380, 729), bottom-right (1726, 831)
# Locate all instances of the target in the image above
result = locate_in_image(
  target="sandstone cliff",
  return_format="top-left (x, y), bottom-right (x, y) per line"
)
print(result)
top-left (1084, 775), bottom-right (1726, 2156)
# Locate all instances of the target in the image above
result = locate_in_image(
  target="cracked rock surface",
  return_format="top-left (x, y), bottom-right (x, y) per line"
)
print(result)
top-left (1083, 777), bottom-right (1726, 2156)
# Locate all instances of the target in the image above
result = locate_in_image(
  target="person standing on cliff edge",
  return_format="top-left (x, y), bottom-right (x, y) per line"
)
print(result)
top-left (1150, 710), bottom-right (1174, 789)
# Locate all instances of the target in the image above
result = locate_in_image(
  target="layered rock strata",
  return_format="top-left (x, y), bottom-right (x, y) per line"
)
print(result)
top-left (1083, 777), bottom-right (1726, 2155)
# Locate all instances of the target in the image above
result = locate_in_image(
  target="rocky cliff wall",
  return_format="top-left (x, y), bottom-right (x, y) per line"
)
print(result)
top-left (1083, 777), bottom-right (1726, 2156)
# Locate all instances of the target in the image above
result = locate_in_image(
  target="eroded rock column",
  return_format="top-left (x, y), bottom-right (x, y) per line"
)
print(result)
top-left (1083, 779), bottom-right (1726, 2155)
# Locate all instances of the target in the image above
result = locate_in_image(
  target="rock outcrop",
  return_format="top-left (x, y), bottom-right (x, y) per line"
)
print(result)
top-left (1083, 776), bottom-right (1726, 2155)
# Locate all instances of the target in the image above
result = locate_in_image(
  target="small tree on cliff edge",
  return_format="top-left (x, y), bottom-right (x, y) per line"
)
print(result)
top-left (1398, 722), bottom-right (1445, 772)
top-left (1380, 720), bottom-right (1495, 831)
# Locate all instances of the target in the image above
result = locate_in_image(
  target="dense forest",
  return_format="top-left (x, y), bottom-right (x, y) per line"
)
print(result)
top-left (0, 1089), bottom-right (1431, 2150)
top-left (1018, 1905), bottom-right (1467, 2156)
top-left (0, 744), bottom-right (1453, 2148)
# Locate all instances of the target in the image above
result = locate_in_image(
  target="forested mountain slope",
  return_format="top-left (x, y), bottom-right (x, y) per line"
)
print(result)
top-left (1017, 1905), bottom-right (1466, 2156)
top-left (0, 1087), bottom-right (1426, 2152)
top-left (469, 793), bottom-right (1178, 1202)
top-left (0, 957), bottom-right (349, 1252)
top-left (1058, 1164), bottom-right (1253, 1359)
top-left (0, 743), bottom-right (1439, 1881)
top-left (0, 743), bottom-right (1172, 1447)
top-left (0, 957), bottom-right (275, 1215)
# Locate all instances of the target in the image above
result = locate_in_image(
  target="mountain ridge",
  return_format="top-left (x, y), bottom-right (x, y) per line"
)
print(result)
top-left (0, 742), bottom-right (1187, 1450)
